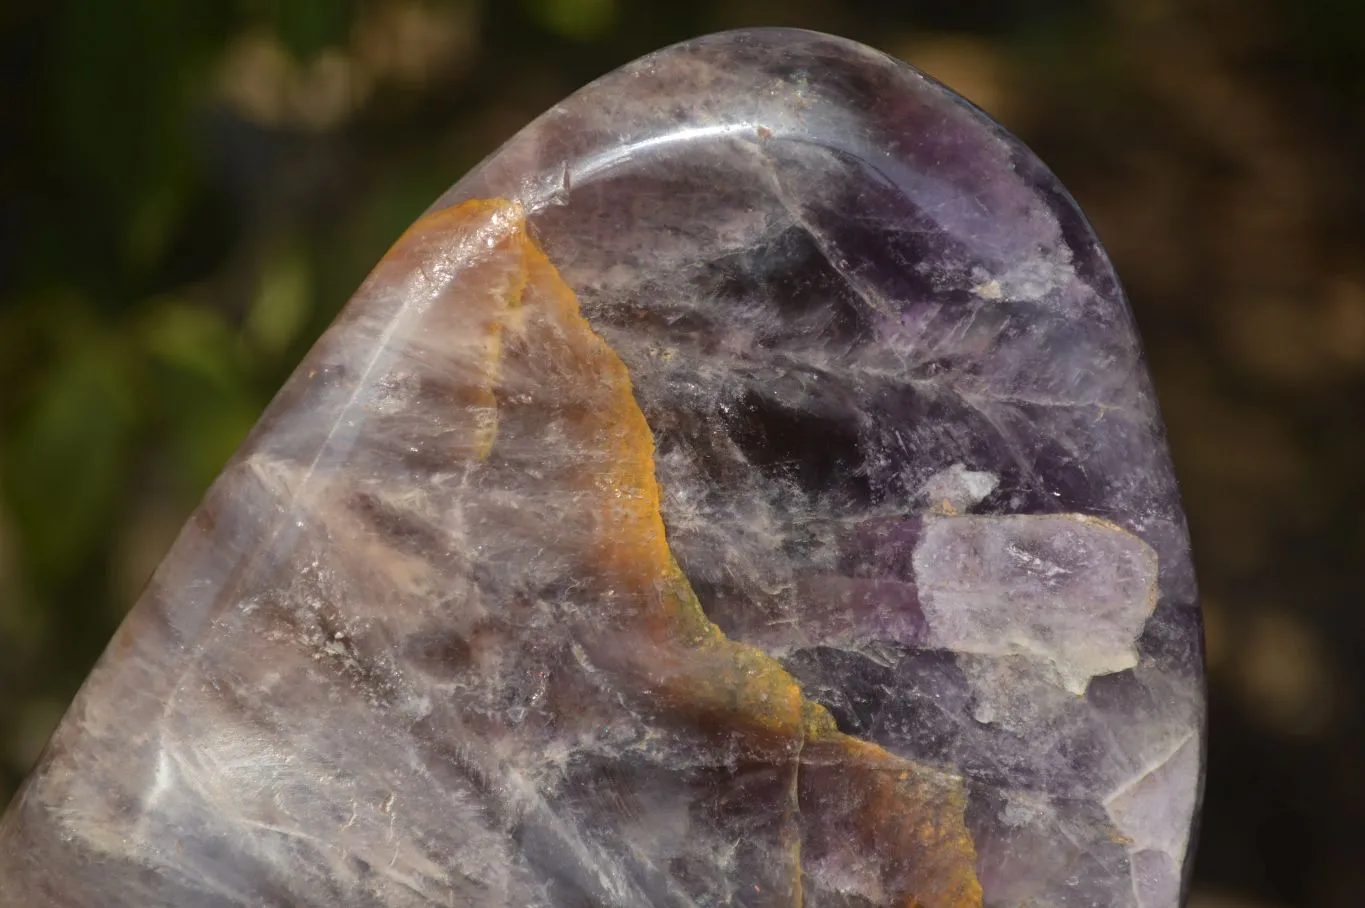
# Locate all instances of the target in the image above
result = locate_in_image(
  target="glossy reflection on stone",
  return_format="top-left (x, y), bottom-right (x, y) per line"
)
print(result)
top-left (0, 28), bottom-right (1203, 908)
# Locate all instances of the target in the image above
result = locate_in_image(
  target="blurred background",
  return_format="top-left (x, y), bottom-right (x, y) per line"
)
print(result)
top-left (1, 0), bottom-right (1361, 905)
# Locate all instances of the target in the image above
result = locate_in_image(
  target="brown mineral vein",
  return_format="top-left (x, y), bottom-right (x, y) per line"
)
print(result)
top-left (389, 198), bottom-right (982, 908)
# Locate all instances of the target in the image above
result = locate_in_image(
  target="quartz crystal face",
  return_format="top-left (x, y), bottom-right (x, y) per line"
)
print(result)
top-left (0, 28), bottom-right (1204, 908)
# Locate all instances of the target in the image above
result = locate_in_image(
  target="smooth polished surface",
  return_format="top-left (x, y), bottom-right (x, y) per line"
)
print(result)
top-left (0, 29), bottom-right (1203, 908)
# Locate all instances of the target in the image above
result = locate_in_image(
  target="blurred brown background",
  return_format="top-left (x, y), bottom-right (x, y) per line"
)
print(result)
top-left (1, 1), bottom-right (1362, 905)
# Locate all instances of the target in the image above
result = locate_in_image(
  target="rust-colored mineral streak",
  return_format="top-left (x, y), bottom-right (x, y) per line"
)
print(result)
top-left (416, 197), bottom-right (982, 908)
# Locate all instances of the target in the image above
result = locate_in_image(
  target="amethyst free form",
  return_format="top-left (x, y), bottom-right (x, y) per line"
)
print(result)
top-left (0, 28), bottom-right (1204, 908)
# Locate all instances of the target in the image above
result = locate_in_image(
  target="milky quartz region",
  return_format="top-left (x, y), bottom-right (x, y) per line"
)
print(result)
top-left (0, 28), bottom-right (1204, 908)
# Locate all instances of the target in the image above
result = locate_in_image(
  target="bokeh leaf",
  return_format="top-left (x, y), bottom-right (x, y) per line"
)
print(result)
top-left (137, 298), bottom-right (240, 391)
top-left (270, 0), bottom-right (354, 61)
top-left (4, 334), bottom-right (136, 575)
top-left (521, 0), bottom-right (617, 42)
top-left (245, 244), bottom-right (313, 357)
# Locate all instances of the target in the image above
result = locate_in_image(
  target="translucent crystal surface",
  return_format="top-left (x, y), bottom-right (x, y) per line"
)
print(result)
top-left (0, 28), bottom-right (1204, 908)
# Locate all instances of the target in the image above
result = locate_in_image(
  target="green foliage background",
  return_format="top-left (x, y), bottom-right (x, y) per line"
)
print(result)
top-left (3, 2), bottom-right (1364, 905)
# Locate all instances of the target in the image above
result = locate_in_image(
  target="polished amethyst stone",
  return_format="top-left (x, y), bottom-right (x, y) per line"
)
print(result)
top-left (0, 28), bottom-right (1203, 908)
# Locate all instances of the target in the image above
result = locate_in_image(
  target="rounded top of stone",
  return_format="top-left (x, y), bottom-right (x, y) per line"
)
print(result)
top-left (438, 28), bottom-right (1100, 277)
